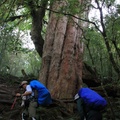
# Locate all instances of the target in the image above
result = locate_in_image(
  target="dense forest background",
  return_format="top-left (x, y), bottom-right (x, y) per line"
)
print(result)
top-left (0, 0), bottom-right (120, 120)
top-left (0, 0), bottom-right (120, 82)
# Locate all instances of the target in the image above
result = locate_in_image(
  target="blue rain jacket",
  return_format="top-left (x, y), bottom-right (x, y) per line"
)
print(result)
top-left (30, 80), bottom-right (52, 105)
top-left (78, 88), bottom-right (107, 110)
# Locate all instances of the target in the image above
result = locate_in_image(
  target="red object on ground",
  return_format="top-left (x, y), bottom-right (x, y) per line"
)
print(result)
top-left (11, 97), bottom-right (17, 110)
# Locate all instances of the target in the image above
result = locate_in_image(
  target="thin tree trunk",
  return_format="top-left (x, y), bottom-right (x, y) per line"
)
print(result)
top-left (29, 0), bottom-right (48, 57)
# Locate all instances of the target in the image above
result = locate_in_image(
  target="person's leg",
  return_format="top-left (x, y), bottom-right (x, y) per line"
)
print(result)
top-left (86, 110), bottom-right (102, 120)
top-left (76, 98), bottom-right (85, 120)
top-left (28, 101), bottom-right (38, 119)
top-left (22, 107), bottom-right (29, 120)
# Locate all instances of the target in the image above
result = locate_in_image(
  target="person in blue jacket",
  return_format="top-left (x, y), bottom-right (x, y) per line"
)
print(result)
top-left (16, 79), bottom-right (52, 120)
top-left (30, 80), bottom-right (52, 106)
top-left (74, 85), bottom-right (106, 120)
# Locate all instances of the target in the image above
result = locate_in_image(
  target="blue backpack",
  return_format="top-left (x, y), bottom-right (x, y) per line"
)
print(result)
top-left (30, 80), bottom-right (52, 105)
top-left (78, 88), bottom-right (107, 110)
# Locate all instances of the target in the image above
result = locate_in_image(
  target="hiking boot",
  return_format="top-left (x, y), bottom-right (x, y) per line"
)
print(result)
top-left (22, 113), bottom-right (28, 120)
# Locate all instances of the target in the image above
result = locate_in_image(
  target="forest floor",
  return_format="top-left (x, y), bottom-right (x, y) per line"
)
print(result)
top-left (0, 73), bottom-right (120, 120)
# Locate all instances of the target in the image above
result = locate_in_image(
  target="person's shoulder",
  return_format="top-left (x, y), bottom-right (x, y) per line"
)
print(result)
top-left (27, 84), bottom-right (32, 89)
top-left (30, 80), bottom-right (39, 84)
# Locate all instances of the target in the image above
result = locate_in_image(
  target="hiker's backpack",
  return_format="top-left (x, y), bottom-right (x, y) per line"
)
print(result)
top-left (78, 88), bottom-right (107, 110)
top-left (30, 80), bottom-right (52, 105)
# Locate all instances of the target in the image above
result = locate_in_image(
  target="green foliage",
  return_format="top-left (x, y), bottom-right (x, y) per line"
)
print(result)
top-left (65, 0), bottom-right (81, 14)
top-left (82, 0), bottom-right (120, 81)
top-left (0, 0), bottom-right (120, 81)
top-left (116, 5), bottom-right (120, 14)
top-left (0, 0), bottom-right (40, 77)
top-left (84, 28), bottom-right (114, 79)
top-left (84, 28), bottom-right (108, 72)
top-left (0, 24), bottom-right (40, 77)
top-left (50, 0), bottom-right (84, 15)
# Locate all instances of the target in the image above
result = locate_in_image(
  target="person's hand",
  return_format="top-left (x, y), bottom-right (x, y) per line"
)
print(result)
top-left (16, 93), bottom-right (21, 97)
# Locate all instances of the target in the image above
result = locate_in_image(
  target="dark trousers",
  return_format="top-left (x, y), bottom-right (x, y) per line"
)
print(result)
top-left (76, 98), bottom-right (102, 120)
top-left (86, 110), bottom-right (102, 120)
top-left (23, 101), bottom-right (38, 119)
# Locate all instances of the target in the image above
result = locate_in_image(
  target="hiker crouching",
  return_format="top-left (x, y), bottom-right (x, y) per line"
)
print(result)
top-left (16, 81), bottom-right (37, 120)
top-left (74, 85), bottom-right (107, 120)
top-left (16, 80), bottom-right (52, 120)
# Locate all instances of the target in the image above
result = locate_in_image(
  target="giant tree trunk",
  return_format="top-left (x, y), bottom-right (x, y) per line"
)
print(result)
top-left (39, 1), bottom-right (83, 100)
